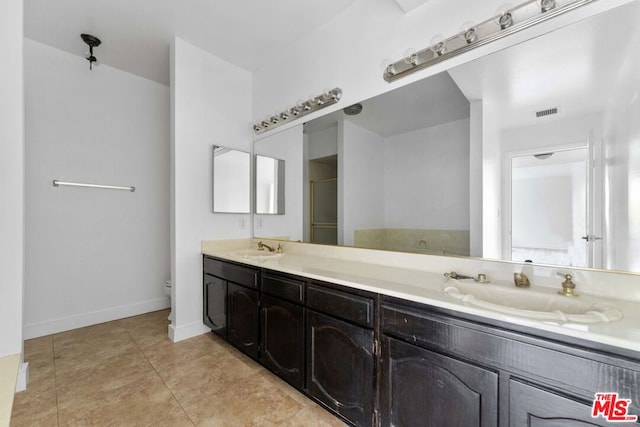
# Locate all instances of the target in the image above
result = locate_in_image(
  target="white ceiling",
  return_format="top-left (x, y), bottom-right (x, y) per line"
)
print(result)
top-left (24, 0), bottom-right (356, 85)
top-left (303, 2), bottom-right (640, 139)
top-left (304, 72), bottom-right (470, 137)
top-left (448, 1), bottom-right (639, 130)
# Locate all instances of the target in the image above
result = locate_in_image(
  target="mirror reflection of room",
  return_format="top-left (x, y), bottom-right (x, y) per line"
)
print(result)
top-left (255, 155), bottom-right (285, 215)
top-left (254, 0), bottom-right (640, 274)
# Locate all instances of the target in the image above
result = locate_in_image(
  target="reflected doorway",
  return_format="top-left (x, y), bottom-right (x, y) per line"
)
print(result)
top-left (309, 155), bottom-right (338, 244)
top-left (508, 146), bottom-right (600, 268)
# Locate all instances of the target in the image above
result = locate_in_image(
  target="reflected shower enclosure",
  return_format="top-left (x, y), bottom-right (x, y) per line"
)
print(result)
top-left (255, 155), bottom-right (285, 215)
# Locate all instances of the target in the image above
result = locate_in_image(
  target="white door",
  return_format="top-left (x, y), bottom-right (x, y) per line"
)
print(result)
top-left (509, 146), bottom-right (601, 268)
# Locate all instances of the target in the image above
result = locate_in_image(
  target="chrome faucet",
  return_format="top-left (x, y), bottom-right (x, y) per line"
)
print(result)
top-left (257, 241), bottom-right (275, 252)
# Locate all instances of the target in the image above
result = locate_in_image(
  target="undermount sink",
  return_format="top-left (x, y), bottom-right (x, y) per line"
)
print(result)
top-left (443, 279), bottom-right (623, 324)
top-left (229, 249), bottom-right (283, 260)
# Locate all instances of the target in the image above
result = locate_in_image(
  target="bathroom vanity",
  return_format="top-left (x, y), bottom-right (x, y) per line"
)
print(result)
top-left (202, 243), bottom-right (640, 427)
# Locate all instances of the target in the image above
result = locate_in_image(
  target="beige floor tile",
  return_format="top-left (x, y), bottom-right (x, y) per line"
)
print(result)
top-left (255, 370), bottom-right (310, 408)
top-left (56, 350), bottom-right (157, 406)
top-left (159, 351), bottom-right (263, 409)
top-left (149, 410), bottom-right (195, 427)
top-left (143, 333), bottom-right (227, 374)
top-left (52, 321), bottom-right (128, 347)
top-left (10, 377), bottom-right (58, 425)
top-left (58, 374), bottom-right (184, 426)
top-left (24, 335), bottom-right (54, 358)
top-left (184, 373), bottom-right (304, 426)
top-left (11, 310), bottom-right (347, 427)
top-left (10, 410), bottom-right (59, 427)
top-left (279, 404), bottom-right (348, 427)
top-left (24, 353), bottom-right (56, 383)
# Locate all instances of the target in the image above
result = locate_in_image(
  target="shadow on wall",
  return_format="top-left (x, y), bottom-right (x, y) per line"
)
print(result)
top-left (354, 228), bottom-right (470, 256)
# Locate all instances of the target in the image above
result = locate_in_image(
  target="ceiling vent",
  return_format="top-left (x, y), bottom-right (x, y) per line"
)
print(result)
top-left (535, 107), bottom-right (559, 118)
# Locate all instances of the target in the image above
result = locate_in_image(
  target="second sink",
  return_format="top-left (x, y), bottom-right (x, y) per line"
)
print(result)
top-left (443, 279), bottom-right (623, 324)
top-left (229, 249), bottom-right (283, 260)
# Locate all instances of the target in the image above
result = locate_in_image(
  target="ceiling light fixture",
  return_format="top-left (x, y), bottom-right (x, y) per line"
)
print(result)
top-left (81, 33), bottom-right (101, 70)
top-left (383, 0), bottom-right (598, 83)
top-left (343, 103), bottom-right (363, 116)
top-left (253, 88), bottom-right (342, 135)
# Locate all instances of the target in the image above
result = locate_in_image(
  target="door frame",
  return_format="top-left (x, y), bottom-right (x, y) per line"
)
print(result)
top-left (501, 140), bottom-right (591, 265)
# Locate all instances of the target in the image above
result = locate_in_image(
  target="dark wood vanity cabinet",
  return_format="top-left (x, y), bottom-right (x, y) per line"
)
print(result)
top-left (227, 282), bottom-right (259, 360)
top-left (380, 298), bottom-right (640, 427)
top-left (379, 335), bottom-right (498, 427)
top-left (260, 274), bottom-right (306, 389)
top-left (509, 380), bottom-right (610, 427)
top-left (306, 283), bottom-right (376, 427)
top-left (203, 257), bottom-right (640, 427)
top-left (203, 274), bottom-right (227, 338)
top-left (203, 256), bottom-right (259, 359)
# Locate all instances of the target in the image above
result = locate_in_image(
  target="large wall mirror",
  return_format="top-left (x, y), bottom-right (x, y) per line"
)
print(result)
top-left (212, 146), bottom-right (250, 213)
top-left (255, 155), bottom-right (285, 215)
top-left (254, 0), bottom-right (640, 274)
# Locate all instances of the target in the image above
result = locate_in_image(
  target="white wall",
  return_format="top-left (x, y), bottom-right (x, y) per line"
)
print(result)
top-left (469, 101), bottom-right (483, 257)
top-left (307, 125), bottom-right (338, 160)
top-left (0, 0), bottom-right (24, 358)
top-left (254, 126), bottom-right (304, 240)
top-left (487, 113), bottom-right (601, 260)
top-left (252, 0), bottom-right (622, 128)
top-left (384, 118), bottom-right (470, 230)
top-left (340, 120), bottom-right (385, 245)
top-left (603, 26), bottom-right (640, 272)
top-left (171, 38), bottom-right (252, 341)
top-left (23, 39), bottom-right (170, 338)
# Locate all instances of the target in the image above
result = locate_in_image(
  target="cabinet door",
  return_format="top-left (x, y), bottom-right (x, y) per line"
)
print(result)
top-left (380, 336), bottom-right (498, 427)
top-left (260, 295), bottom-right (305, 389)
top-left (307, 310), bottom-right (375, 427)
top-left (227, 282), bottom-right (259, 360)
top-left (203, 274), bottom-right (227, 339)
top-left (510, 380), bottom-right (609, 427)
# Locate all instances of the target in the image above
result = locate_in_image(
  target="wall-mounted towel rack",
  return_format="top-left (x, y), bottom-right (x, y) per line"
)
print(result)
top-left (53, 180), bottom-right (135, 192)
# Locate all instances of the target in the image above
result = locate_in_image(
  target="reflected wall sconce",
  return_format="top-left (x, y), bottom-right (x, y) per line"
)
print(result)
top-left (383, 0), bottom-right (598, 82)
top-left (253, 88), bottom-right (343, 135)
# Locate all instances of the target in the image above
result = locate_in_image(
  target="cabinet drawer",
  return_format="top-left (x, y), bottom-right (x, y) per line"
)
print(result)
top-left (203, 257), bottom-right (258, 289)
top-left (262, 274), bottom-right (304, 304)
top-left (307, 284), bottom-right (374, 328)
top-left (381, 302), bottom-right (640, 410)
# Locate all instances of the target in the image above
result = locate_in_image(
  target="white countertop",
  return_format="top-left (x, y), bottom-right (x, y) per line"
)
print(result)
top-left (0, 353), bottom-right (20, 427)
top-left (202, 239), bottom-right (640, 355)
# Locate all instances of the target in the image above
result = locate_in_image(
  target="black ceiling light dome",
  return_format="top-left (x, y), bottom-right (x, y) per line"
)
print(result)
top-left (343, 103), bottom-right (363, 116)
top-left (81, 33), bottom-right (101, 70)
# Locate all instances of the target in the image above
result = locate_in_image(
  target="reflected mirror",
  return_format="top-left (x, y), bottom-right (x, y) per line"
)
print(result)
top-left (254, 1), bottom-right (640, 274)
top-left (212, 146), bottom-right (250, 213)
top-left (255, 155), bottom-right (285, 215)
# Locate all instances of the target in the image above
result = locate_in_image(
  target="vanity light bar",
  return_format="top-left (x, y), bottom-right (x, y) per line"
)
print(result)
top-left (253, 88), bottom-right (343, 135)
top-left (383, 0), bottom-right (598, 82)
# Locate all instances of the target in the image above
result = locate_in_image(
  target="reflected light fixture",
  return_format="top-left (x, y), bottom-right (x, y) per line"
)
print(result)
top-left (253, 88), bottom-right (342, 135)
top-left (383, 0), bottom-right (598, 82)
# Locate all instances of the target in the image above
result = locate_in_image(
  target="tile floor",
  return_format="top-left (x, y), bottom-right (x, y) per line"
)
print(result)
top-left (11, 310), bottom-right (346, 426)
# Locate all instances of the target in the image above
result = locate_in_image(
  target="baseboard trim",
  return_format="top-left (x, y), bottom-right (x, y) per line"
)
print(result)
top-left (168, 321), bottom-right (210, 343)
top-left (23, 298), bottom-right (170, 339)
top-left (15, 362), bottom-right (28, 392)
